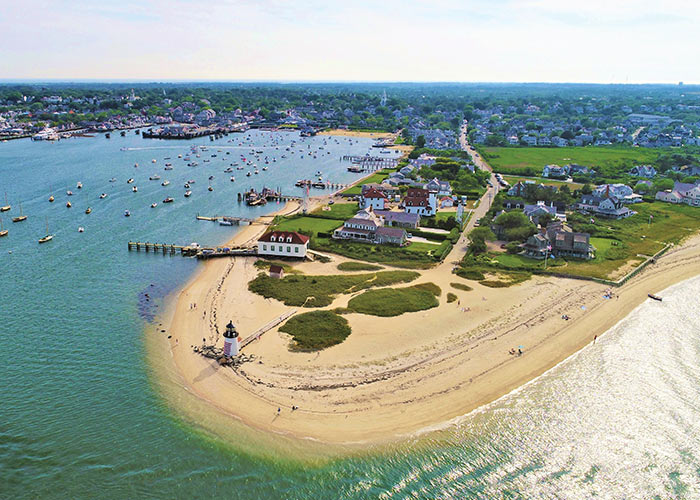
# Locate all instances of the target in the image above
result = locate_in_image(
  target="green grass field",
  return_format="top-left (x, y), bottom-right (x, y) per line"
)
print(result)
top-left (272, 216), bottom-right (344, 236)
top-left (501, 175), bottom-right (583, 190)
top-left (280, 311), bottom-right (351, 351)
top-left (481, 146), bottom-right (663, 171)
top-left (336, 262), bottom-right (384, 272)
top-left (310, 202), bottom-right (359, 220)
top-left (346, 283), bottom-right (441, 317)
top-left (248, 270), bottom-right (419, 307)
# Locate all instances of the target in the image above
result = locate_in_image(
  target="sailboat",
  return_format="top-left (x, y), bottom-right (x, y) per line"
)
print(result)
top-left (85, 193), bottom-right (92, 214)
top-left (12, 203), bottom-right (27, 223)
top-left (1, 192), bottom-right (10, 212)
top-left (0, 216), bottom-right (7, 237)
top-left (39, 217), bottom-right (53, 244)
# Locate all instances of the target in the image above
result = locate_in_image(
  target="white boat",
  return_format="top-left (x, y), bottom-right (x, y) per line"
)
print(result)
top-left (127, 178), bottom-right (134, 184)
top-left (99, 193), bottom-right (107, 199)
top-left (66, 190), bottom-right (73, 196)
top-left (78, 227), bottom-right (84, 233)
top-left (219, 220), bottom-right (233, 226)
top-left (39, 217), bottom-right (53, 243)
top-left (109, 178), bottom-right (117, 183)
top-left (184, 191), bottom-right (192, 198)
top-left (230, 176), bottom-right (235, 182)
top-left (151, 203), bottom-right (158, 208)
top-left (132, 186), bottom-right (138, 192)
top-left (149, 175), bottom-right (161, 180)
top-left (161, 180), bottom-right (170, 186)
top-left (76, 182), bottom-right (83, 189)
top-left (124, 210), bottom-right (131, 217)
top-left (0, 216), bottom-right (7, 237)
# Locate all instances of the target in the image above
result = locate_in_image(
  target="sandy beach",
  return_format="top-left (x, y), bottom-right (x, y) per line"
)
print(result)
top-left (149, 199), bottom-right (700, 447)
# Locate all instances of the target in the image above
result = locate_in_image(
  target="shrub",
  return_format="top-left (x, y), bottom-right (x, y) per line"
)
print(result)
top-left (454, 268), bottom-right (485, 280)
top-left (446, 292), bottom-right (458, 303)
top-left (412, 282), bottom-right (441, 296)
top-left (347, 285), bottom-right (440, 317)
top-left (450, 282), bottom-right (473, 291)
top-left (337, 262), bottom-right (383, 271)
top-left (280, 311), bottom-right (351, 351)
top-left (505, 242), bottom-right (522, 254)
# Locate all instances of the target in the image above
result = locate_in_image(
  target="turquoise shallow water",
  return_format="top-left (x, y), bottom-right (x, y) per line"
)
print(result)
top-left (2, 133), bottom-right (700, 499)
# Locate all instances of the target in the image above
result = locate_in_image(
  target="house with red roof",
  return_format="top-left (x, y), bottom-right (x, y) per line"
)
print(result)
top-left (360, 187), bottom-right (387, 210)
top-left (257, 231), bottom-right (309, 258)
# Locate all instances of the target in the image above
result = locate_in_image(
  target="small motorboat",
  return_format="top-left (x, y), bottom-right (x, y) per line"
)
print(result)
top-left (77, 182), bottom-right (83, 189)
top-left (246, 172), bottom-right (251, 177)
top-left (184, 190), bottom-right (192, 198)
top-left (163, 197), bottom-right (174, 203)
top-left (151, 202), bottom-right (158, 208)
top-left (66, 190), bottom-right (73, 196)
top-left (127, 178), bottom-right (134, 184)
top-left (164, 166), bottom-right (173, 171)
top-left (262, 166), bottom-right (268, 171)
top-left (208, 175), bottom-right (214, 180)
top-left (78, 227), bottom-right (84, 233)
top-left (224, 168), bottom-right (233, 173)
top-left (149, 175), bottom-right (161, 181)
top-left (48, 195), bottom-right (54, 202)
top-left (99, 193), bottom-right (107, 199)
top-left (66, 201), bottom-right (72, 208)
top-left (132, 186), bottom-right (138, 192)
top-left (85, 207), bottom-right (92, 214)
top-left (161, 180), bottom-right (170, 186)
top-left (124, 210), bottom-right (131, 217)
top-left (230, 177), bottom-right (235, 182)
top-left (187, 179), bottom-right (196, 184)
top-left (184, 183), bottom-right (191, 189)
top-left (254, 170), bottom-right (259, 175)
top-left (219, 219), bottom-right (233, 226)
top-left (109, 177), bottom-right (117, 183)
top-left (134, 163), bottom-right (139, 168)
top-left (151, 159), bottom-right (157, 163)
top-left (208, 186), bottom-right (213, 192)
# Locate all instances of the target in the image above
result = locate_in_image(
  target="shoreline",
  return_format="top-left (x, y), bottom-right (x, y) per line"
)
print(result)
top-left (145, 176), bottom-right (700, 450)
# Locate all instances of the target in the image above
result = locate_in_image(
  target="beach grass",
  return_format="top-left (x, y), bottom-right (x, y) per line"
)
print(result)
top-left (450, 282), bottom-right (473, 291)
top-left (248, 270), bottom-right (420, 307)
top-left (337, 262), bottom-right (384, 272)
top-left (346, 283), bottom-right (441, 317)
top-left (280, 311), bottom-right (351, 351)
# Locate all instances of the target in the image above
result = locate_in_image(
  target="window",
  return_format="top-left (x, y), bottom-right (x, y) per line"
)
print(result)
top-left (287, 246), bottom-right (291, 253)
top-left (287, 237), bottom-right (292, 243)
top-left (270, 245), bottom-right (274, 251)
top-left (295, 247), bottom-right (299, 253)
top-left (270, 236), bottom-right (276, 242)
top-left (262, 244), bottom-right (267, 251)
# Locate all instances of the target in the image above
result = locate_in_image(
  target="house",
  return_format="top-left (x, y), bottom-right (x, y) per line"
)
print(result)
top-left (508, 181), bottom-right (527, 197)
top-left (522, 135), bottom-right (537, 146)
top-left (269, 264), bottom-right (284, 279)
top-left (593, 183), bottom-right (641, 204)
top-left (656, 180), bottom-right (700, 206)
top-left (333, 208), bottom-right (408, 244)
top-left (399, 165), bottom-right (416, 176)
top-left (523, 201), bottom-right (560, 224)
top-left (257, 231), bottom-right (309, 258)
top-left (424, 178), bottom-right (452, 197)
top-left (552, 136), bottom-right (568, 147)
top-left (375, 210), bottom-right (420, 228)
top-left (542, 164), bottom-right (567, 178)
top-left (361, 187), bottom-right (387, 210)
top-left (503, 199), bottom-right (526, 210)
top-left (522, 222), bottom-right (594, 260)
top-left (361, 183), bottom-right (399, 197)
top-left (577, 194), bottom-right (633, 219)
top-left (409, 154), bottom-right (437, 168)
top-left (403, 188), bottom-right (437, 216)
top-left (629, 165), bottom-right (658, 178)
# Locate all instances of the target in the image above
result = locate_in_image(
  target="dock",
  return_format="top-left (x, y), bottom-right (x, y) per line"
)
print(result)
top-left (127, 241), bottom-right (258, 259)
top-left (341, 155), bottom-right (398, 171)
top-left (239, 310), bottom-right (297, 349)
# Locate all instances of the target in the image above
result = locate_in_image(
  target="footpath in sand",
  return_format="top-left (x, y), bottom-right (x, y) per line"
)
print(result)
top-left (154, 188), bottom-right (700, 446)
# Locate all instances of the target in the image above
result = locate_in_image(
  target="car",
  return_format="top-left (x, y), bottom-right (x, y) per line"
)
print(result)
top-left (406, 233), bottom-right (413, 239)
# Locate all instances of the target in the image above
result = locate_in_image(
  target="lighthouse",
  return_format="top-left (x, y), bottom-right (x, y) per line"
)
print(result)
top-left (223, 321), bottom-right (240, 357)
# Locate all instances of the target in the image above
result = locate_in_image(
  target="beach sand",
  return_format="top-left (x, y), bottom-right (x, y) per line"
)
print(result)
top-left (150, 202), bottom-right (700, 447)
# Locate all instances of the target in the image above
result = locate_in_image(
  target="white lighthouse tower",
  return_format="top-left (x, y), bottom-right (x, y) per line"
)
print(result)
top-left (223, 321), bottom-right (240, 357)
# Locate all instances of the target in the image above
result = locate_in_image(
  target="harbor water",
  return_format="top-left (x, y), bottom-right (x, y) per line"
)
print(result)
top-left (1, 132), bottom-right (699, 499)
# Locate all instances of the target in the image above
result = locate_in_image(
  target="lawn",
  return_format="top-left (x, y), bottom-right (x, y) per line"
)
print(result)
top-left (501, 175), bottom-right (583, 190)
top-left (481, 146), bottom-right (663, 171)
top-left (248, 270), bottom-right (420, 307)
top-left (310, 202), bottom-right (359, 220)
top-left (341, 170), bottom-right (394, 196)
top-left (311, 237), bottom-right (442, 269)
top-left (280, 311), bottom-right (351, 351)
top-left (272, 215), bottom-right (343, 237)
top-left (346, 283), bottom-right (441, 317)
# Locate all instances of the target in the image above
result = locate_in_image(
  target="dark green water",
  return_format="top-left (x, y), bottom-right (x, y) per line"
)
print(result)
top-left (2, 132), bottom-right (699, 499)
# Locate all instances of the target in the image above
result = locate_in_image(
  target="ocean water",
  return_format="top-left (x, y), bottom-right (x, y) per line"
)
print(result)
top-left (2, 133), bottom-right (700, 499)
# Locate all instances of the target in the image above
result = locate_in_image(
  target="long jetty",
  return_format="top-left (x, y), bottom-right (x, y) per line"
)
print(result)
top-left (239, 310), bottom-right (297, 349)
top-left (127, 241), bottom-right (257, 259)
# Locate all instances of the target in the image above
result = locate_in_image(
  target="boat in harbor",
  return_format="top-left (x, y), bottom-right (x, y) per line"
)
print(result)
top-left (184, 190), bottom-right (192, 198)
top-left (163, 197), bottom-right (174, 203)
top-left (1, 192), bottom-right (11, 212)
top-left (0, 217), bottom-right (7, 237)
top-left (66, 201), bottom-right (72, 208)
top-left (124, 210), bottom-right (131, 217)
top-left (208, 186), bottom-right (213, 192)
top-left (127, 178), bottom-right (134, 184)
top-left (219, 219), bottom-right (233, 226)
top-left (132, 186), bottom-right (138, 192)
top-left (85, 207), bottom-right (92, 214)
top-left (230, 176), bottom-right (235, 182)
top-left (99, 193), bottom-right (107, 199)
top-left (78, 226), bottom-right (84, 233)
top-left (49, 195), bottom-right (55, 202)
top-left (12, 204), bottom-right (27, 222)
top-left (38, 217), bottom-right (53, 244)
top-left (66, 190), bottom-right (73, 196)
top-left (161, 180), bottom-right (170, 186)
top-left (109, 177), bottom-right (117, 183)
top-left (151, 203), bottom-right (158, 208)
top-left (149, 175), bottom-right (161, 180)
top-left (77, 182), bottom-right (83, 189)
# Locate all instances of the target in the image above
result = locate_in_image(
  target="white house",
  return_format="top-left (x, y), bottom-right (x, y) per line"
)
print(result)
top-left (257, 231), bottom-right (309, 258)
top-left (361, 187), bottom-right (387, 210)
top-left (403, 187), bottom-right (437, 216)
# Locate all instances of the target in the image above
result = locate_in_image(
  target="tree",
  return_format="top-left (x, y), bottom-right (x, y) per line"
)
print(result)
top-left (581, 183), bottom-right (593, 195)
top-left (468, 227), bottom-right (494, 255)
top-left (416, 135), bottom-right (426, 148)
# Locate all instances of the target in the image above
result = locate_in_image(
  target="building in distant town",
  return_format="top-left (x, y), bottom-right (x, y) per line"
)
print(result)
top-left (629, 165), bottom-right (657, 178)
top-left (655, 180), bottom-right (700, 207)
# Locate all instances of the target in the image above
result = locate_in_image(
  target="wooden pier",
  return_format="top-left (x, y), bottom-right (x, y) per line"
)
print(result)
top-left (127, 241), bottom-right (259, 259)
top-left (340, 155), bottom-right (398, 171)
top-left (127, 241), bottom-right (199, 255)
top-left (239, 310), bottom-right (297, 350)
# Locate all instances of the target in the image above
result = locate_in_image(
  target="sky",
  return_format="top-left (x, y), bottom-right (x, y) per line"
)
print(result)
top-left (1, 0), bottom-right (698, 83)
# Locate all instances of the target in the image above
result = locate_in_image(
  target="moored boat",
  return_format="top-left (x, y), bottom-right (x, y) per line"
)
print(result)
top-left (163, 197), bottom-right (174, 203)
top-left (12, 203), bottom-right (27, 222)
top-left (38, 217), bottom-right (53, 244)
top-left (1, 192), bottom-right (11, 212)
